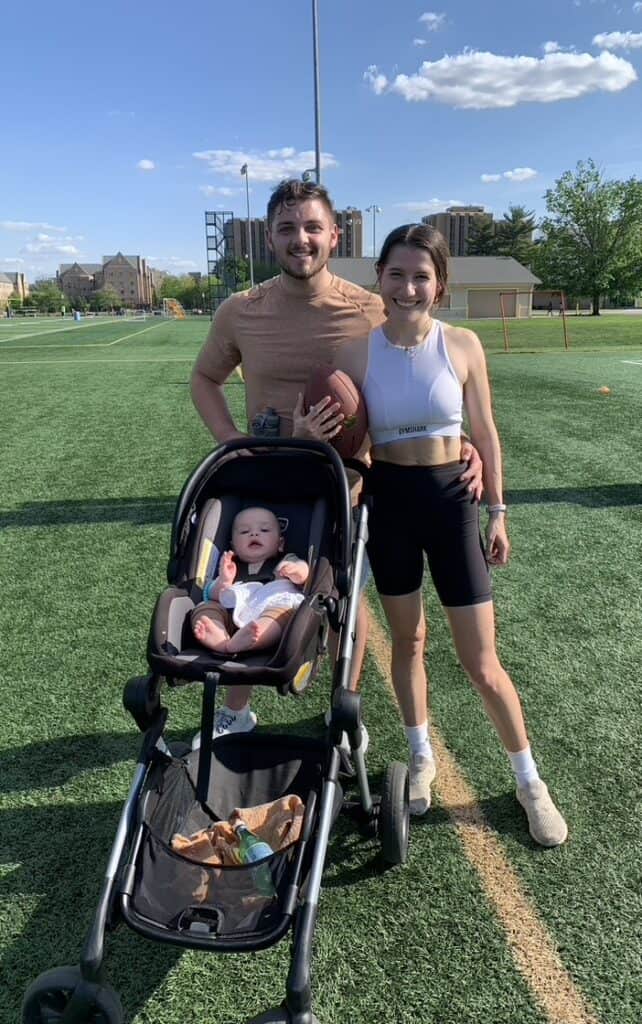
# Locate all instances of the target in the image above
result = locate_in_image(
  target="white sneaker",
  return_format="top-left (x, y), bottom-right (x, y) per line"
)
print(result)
top-left (409, 754), bottom-right (437, 816)
top-left (191, 705), bottom-right (257, 750)
top-left (516, 779), bottom-right (568, 847)
top-left (324, 709), bottom-right (369, 756)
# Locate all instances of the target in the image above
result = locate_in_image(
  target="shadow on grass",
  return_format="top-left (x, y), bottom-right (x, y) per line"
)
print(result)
top-left (507, 483), bottom-right (641, 508)
top-left (1, 482), bottom-right (640, 531)
top-left (0, 497), bottom-right (176, 529)
top-left (416, 789), bottom-right (552, 853)
top-left (0, 720), bottom-right (382, 1023)
top-left (0, 798), bottom-right (182, 1024)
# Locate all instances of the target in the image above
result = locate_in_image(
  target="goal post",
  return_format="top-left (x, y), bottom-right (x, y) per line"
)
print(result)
top-left (500, 289), bottom-right (570, 352)
top-left (162, 298), bottom-right (186, 320)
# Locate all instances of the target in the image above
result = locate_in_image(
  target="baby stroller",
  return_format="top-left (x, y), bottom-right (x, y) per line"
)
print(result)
top-left (22, 438), bottom-right (410, 1024)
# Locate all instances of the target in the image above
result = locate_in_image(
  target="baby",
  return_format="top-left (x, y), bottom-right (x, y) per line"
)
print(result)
top-left (191, 506), bottom-right (309, 655)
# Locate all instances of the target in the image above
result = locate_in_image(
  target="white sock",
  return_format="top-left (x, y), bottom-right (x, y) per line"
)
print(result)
top-left (405, 722), bottom-right (433, 761)
top-left (221, 703), bottom-right (249, 718)
top-left (508, 745), bottom-right (540, 787)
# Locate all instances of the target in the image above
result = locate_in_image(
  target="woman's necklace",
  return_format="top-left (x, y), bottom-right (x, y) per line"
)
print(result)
top-left (383, 318), bottom-right (434, 357)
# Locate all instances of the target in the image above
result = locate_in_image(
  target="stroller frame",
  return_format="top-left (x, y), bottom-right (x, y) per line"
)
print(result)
top-left (22, 440), bottom-right (409, 1024)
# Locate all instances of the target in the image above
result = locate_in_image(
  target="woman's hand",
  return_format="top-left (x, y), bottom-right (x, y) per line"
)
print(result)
top-left (459, 439), bottom-right (484, 502)
top-left (485, 513), bottom-right (510, 566)
top-left (292, 393), bottom-right (344, 441)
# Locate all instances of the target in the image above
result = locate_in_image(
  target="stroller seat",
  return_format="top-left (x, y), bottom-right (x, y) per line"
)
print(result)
top-left (147, 444), bottom-right (351, 694)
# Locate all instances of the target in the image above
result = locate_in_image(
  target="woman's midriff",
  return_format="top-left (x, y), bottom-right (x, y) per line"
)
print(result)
top-left (371, 435), bottom-right (462, 467)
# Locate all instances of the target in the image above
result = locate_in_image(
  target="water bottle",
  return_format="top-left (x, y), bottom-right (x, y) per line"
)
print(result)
top-left (233, 818), bottom-right (276, 898)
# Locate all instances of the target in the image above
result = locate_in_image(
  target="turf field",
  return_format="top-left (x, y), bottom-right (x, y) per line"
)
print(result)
top-left (1, 315), bottom-right (640, 1024)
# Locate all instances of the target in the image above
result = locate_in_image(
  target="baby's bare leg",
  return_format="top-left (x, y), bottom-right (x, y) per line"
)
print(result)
top-left (193, 615), bottom-right (231, 652)
top-left (225, 616), bottom-right (283, 654)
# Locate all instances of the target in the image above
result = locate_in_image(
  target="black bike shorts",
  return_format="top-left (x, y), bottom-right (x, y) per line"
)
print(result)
top-left (366, 460), bottom-right (492, 606)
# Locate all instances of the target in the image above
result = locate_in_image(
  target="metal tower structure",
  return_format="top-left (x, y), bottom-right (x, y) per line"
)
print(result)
top-left (205, 211), bottom-right (236, 318)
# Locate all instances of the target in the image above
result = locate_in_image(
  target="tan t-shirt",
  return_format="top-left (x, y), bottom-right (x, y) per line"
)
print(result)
top-left (194, 274), bottom-right (384, 436)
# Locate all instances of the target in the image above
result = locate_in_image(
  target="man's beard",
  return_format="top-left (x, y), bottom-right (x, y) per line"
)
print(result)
top-left (279, 250), bottom-right (327, 280)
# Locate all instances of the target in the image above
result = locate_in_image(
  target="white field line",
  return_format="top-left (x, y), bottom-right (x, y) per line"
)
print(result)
top-left (0, 356), bottom-right (195, 366)
top-left (0, 318), bottom-right (119, 344)
top-left (366, 608), bottom-right (600, 1024)
top-left (0, 320), bottom-right (164, 350)
top-left (621, 360), bottom-right (642, 365)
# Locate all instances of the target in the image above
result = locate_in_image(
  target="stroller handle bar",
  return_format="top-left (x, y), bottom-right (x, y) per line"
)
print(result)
top-left (169, 437), bottom-right (357, 596)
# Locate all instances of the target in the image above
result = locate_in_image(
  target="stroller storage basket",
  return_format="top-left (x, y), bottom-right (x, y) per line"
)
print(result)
top-left (122, 733), bottom-right (330, 952)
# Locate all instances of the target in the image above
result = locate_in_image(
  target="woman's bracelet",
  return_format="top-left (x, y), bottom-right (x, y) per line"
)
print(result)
top-left (487, 503), bottom-right (507, 514)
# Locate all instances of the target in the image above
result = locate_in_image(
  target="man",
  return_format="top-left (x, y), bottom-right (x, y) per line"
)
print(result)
top-left (191, 178), bottom-right (481, 744)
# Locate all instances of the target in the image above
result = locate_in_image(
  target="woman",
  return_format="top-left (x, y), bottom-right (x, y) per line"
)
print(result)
top-left (335, 224), bottom-right (567, 847)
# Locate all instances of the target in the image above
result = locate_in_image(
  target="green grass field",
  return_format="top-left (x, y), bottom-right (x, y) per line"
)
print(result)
top-left (1, 314), bottom-right (640, 1024)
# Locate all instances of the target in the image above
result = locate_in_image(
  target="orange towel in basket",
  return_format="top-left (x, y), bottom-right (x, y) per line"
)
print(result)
top-left (171, 793), bottom-right (305, 867)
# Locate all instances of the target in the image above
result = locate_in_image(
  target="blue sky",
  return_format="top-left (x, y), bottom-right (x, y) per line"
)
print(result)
top-left (2, 0), bottom-right (642, 280)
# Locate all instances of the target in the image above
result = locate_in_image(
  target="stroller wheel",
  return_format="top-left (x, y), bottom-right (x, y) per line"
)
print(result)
top-left (379, 761), bottom-right (410, 865)
top-left (22, 965), bottom-right (123, 1024)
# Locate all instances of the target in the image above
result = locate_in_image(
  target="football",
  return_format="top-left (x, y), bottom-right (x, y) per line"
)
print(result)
top-left (303, 365), bottom-right (368, 459)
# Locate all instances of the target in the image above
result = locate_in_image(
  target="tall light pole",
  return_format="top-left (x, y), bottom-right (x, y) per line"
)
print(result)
top-left (312, 0), bottom-right (321, 183)
top-left (366, 205), bottom-right (382, 256)
top-left (240, 163), bottom-right (255, 287)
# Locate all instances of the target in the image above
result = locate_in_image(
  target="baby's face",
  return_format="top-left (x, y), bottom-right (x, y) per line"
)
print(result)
top-left (232, 508), bottom-right (282, 563)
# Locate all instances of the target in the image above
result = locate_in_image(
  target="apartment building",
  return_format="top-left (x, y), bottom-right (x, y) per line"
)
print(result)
top-left (57, 253), bottom-right (154, 307)
top-left (0, 271), bottom-right (29, 304)
top-left (223, 207), bottom-right (364, 268)
top-left (422, 206), bottom-right (492, 256)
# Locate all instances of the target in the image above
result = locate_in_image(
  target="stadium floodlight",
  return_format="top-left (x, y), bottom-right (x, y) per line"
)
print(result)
top-left (240, 164), bottom-right (255, 288)
top-left (366, 205), bottom-right (382, 256)
top-left (312, 0), bottom-right (321, 183)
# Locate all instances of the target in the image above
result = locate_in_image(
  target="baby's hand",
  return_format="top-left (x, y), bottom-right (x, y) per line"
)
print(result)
top-left (219, 550), bottom-right (237, 585)
top-left (278, 560), bottom-right (309, 586)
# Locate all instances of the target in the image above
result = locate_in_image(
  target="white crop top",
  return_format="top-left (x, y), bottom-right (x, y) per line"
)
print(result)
top-left (362, 320), bottom-right (463, 445)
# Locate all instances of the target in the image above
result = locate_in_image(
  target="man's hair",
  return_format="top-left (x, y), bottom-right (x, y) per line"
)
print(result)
top-left (266, 179), bottom-right (335, 226)
top-left (376, 223), bottom-right (450, 302)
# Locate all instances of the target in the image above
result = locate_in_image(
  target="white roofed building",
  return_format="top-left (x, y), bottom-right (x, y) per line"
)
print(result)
top-left (328, 256), bottom-right (540, 318)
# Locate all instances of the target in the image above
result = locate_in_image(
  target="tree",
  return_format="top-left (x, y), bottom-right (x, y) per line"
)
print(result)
top-left (494, 205), bottom-right (537, 264)
top-left (540, 159), bottom-right (642, 315)
top-left (159, 274), bottom-right (208, 310)
top-left (30, 281), bottom-right (65, 312)
top-left (466, 218), bottom-right (497, 256)
top-left (89, 287), bottom-right (121, 311)
top-left (216, 256), bottom-right (248, 289)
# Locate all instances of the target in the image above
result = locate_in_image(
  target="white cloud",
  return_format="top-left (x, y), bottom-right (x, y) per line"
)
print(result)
top-left (504, 166), bottom-right (538, 181)
top-left (137, 159), bottom-right (156, 171)
top-left (0, 257), bottom-right (25, 265)
top-left (419, 12), bottom-right (446, 31)
top-left (147, 256), bottom-right (198, 270)
top-left (481, 167), bottom-right (538, 183)
top-left (192, 147), bottom-right (339, 182)
top-left (634, 2), bottom-right (642, 11)
top-left (364, 67), bottom-right (389, 95)
top-left (393, 198), bottom-right (465, 213)
top-left (543, 41), bottom-right (561, 53)
top-left (593, 29), bottom-right (642, 48)
top-left (413, 38), bottom-right (427, 46)
top-left (19, 233), bottom-right (83, 256)
top-left (199, 185), bottom-right (239, 197)
top-left (364, 49), bottom-right (636, 109)
top-left (1, 220), bottom-right (67, 233)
